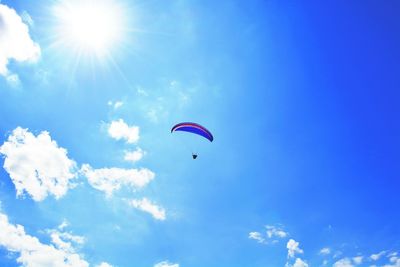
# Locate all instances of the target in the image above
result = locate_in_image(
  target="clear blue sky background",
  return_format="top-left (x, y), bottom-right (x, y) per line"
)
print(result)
top-left (0, 0), bottom-right (399, 266)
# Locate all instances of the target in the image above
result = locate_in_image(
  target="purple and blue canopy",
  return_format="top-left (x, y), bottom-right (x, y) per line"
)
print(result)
top-left (171, 122), bottom-right (214, 142)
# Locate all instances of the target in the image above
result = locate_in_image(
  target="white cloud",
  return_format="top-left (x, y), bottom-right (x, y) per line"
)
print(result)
top-left (58, 220), bottom-right (69, 231)
top-left (293, 258), bottom-right (309, 267)
top-left (382, 255), bottom-right (400, 267)
top-left (371, 251), bottom-right (386, 261)
top-left (124, 147), bottom-right (145, 163)
top-left (129, 198), bottom-right (166, 220)
top-left (154, 261), bottom-right (179, 267)
top-left (286, 258), bottom-right (308, 267)
top-left (107, 101), bottom-right (123, 109)
top-left (333, 250), bottom-right (343, 259)
top-left (0, 211), bottom-right (89, 267)
top-left (248, 232), bottom-right (265, 244)
top-left (249, 224), bottom-right (288, 245)
top-left (0, 127), bottom-right (78, 201)
top-left (319, 247), bottom-right (331, 255)
top-left (333, 258), bottom-right (354, 267)
top-left (266, 225), bottom-right (289, 239)
top-left (391, 257), bottom-right (400, 263)
top-left (107, 119), bottom-right (139, 144)
top-left (6, 73), bottom-right (20, 87)
top-left (0, 4), bottom-right (40, 83)
top-left (114, 101), bottom-right (123, 109)
top-left (96, 263), bottom-right (113, 267)
top-left (287, 239), bottom-right (303, 258)
top-left (352, 256), bottom-right (363, 265)
top-left (81, 164), bottom-right (154, 197)
top-left (48, 229), bottom-right (85, 254)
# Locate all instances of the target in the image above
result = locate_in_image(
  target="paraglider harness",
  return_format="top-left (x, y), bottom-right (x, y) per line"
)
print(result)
top-left (192, 153), bottom-right (198, 159)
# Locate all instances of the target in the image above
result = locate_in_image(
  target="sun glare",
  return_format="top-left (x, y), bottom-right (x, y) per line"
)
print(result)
top-left (54, 0), bottom-right (126, 56)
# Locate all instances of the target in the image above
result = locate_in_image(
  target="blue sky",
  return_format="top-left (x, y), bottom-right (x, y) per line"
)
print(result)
top-left (0, 0), bottom-right (399, 266)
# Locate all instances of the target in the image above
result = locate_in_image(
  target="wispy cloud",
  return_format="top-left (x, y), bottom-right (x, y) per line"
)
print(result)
top-left (20, 10), bottom-right (34, 27)
top-left (333, 258), bottom-right (354, 267)
top-left (47, 229), bottom-right (85, 255)
top-left (134, 80), bottom-right (196, 123)
top-left (249, 224), bottom-right (289, 245)
top-left (0, 4), bottom-right (40, 84)
top-left (129, 198), bottom-right (166, 221)
top-left (248, 231), bottom-right (265, 244)
top-left (319, 247), bottom-right (331, 255)
top-left (370, 251), bottom-right (386, 261)
top-left (266, 225), bottom-right (289, 239)
top-left (154, 261), bottom-right (179, 267)
top-left (107, 100), bottom-right (123, 109)
top-left (81, 164), bottom-right (154, 197)
top-left (0, 127), bottom-right (78, 201)
top-left (317, 249), bottom-right (399, 267)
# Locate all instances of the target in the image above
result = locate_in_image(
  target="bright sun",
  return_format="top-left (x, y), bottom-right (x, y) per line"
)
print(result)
top-left (54, 0), bottom-right (126, 57)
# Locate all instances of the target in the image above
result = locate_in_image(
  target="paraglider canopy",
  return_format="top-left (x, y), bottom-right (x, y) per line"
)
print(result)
top-left (171, 122), bottom-right (214, 142)
top-left (171, 122), bottom-right (213, 159)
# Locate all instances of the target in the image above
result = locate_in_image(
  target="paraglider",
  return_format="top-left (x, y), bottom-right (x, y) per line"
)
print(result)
top-left (171, 122), bottom-right (213, 159)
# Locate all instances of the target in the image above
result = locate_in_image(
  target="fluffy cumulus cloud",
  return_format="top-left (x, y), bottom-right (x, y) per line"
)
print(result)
top-left (129, 198), bottom-right (166, 220)
top-left (0, 127), bottom-right (78, 201)
top-left (124, 147), bottom-right (145, 163)
top-left (287, 239), bottom-right (304, 258)
top-left (96, 263), bottom-right (113, 267)
top-left (154, 261), bottom-right (179, 267)
top-left (81, 164), bottom-right (154, 197)
top-left (0, 4), bottom-right (40, 83)
top-left (107, 119), bottom-right (139, 144)
top-left (0, 212), bottom-right (89, 267)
